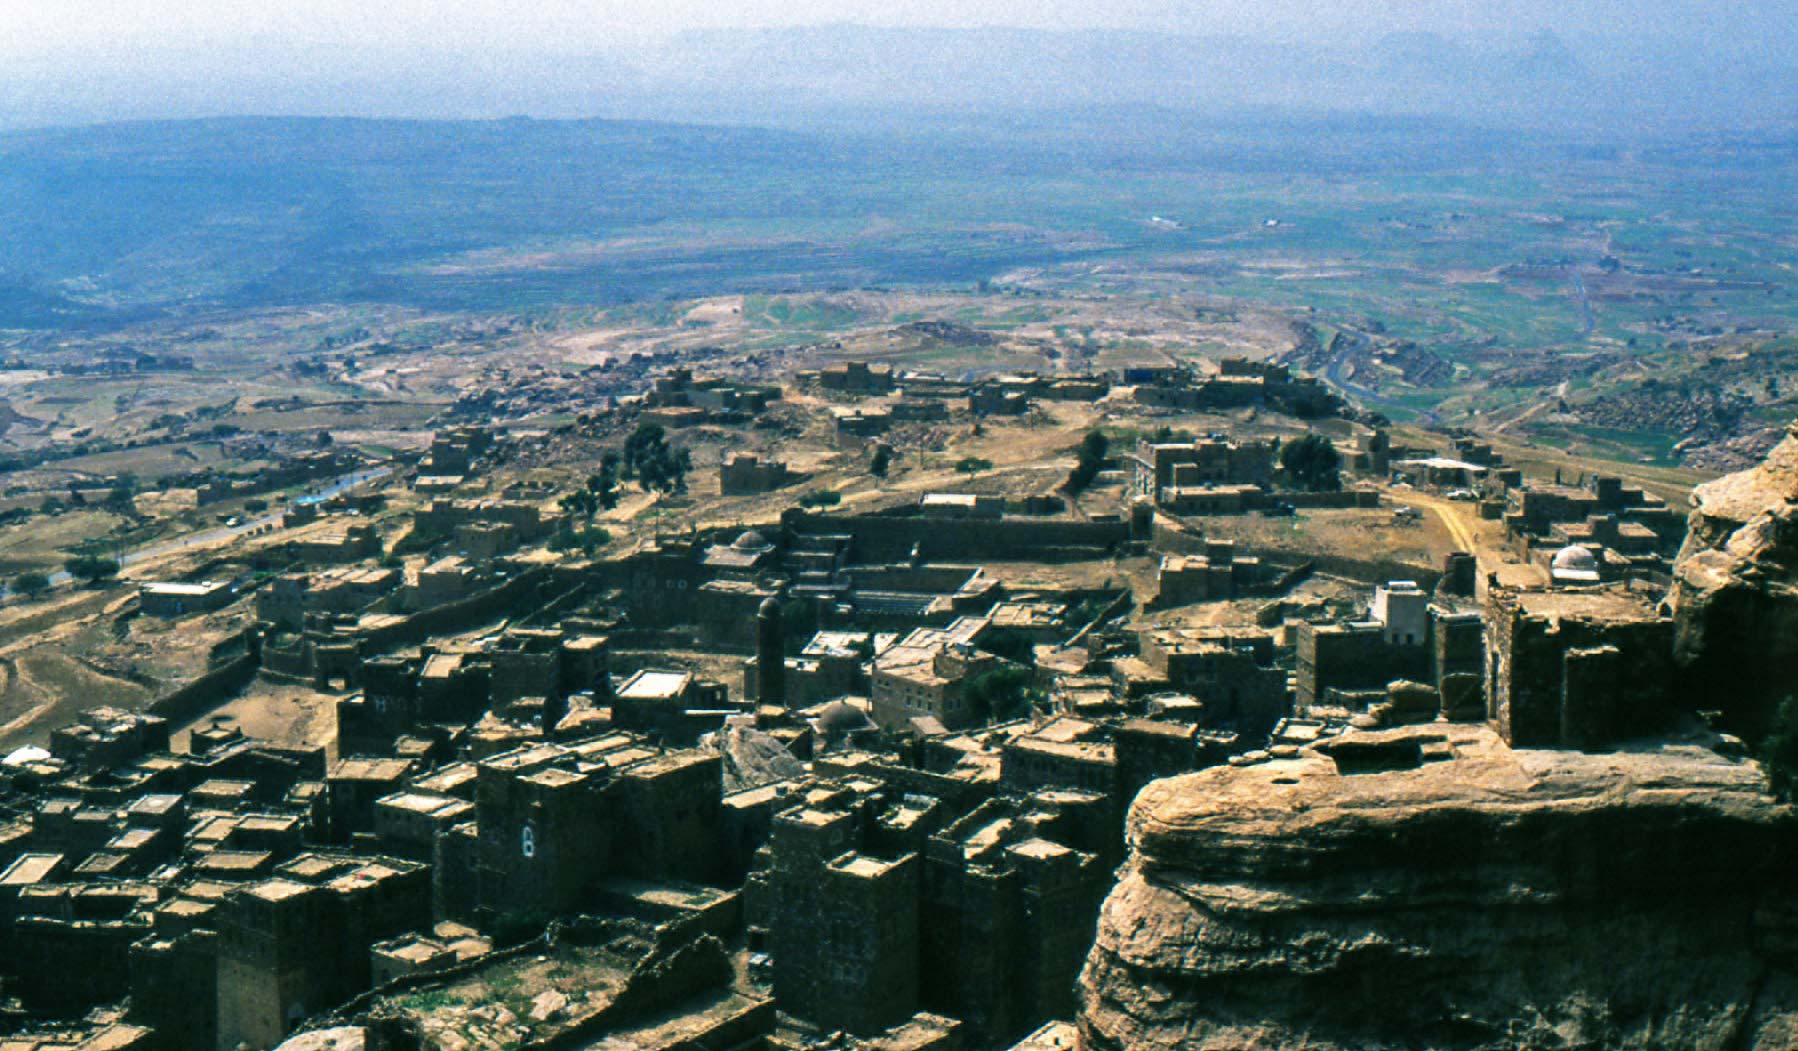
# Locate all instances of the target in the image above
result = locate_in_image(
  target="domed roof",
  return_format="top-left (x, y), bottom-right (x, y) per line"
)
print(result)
top-left (815, 701), bottom-right (875, 736)
top-left (1551, 544), bottom-right (1600, 573)
top-left (758, 596), bottom-right (782, 618)
top-left (732, 529), bottom-right (769, 551)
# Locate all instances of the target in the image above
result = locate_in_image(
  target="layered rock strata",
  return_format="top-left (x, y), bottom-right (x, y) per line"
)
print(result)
top-left (1078, 723), bottom-right (1798, 1051)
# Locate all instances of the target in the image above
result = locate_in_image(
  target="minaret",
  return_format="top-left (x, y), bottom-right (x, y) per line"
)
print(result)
top-left (757, 596), bottom-right (786, 707)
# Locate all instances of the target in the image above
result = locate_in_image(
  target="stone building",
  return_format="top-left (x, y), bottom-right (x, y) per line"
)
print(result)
top-left (720, 453), bottom-right (797, 495)
top-left (258, 569), bottom-right (400, 628)
top-left (139, 580), bottom-right (236, 617)
top-left (1134, 628), bottom-right (1288, 739)
top-left (414, 555), bottom-right (477, 608)
top-left (751, 774), bottom-right (1108, 1045)
top-left (968, 384), bottom-right (1031, 416)
top-left (415, 498), bottom-right (551, 552)
top-left (1504, 475), bottom-right (1683, 562)
top-left (998, 719), bottom-right (1116, 800)
top-left (1485, 583), bottom-right (1677, 749)
top-left (1129, 437), bottom-right (1276, 503)
top-left (920, 798), bottom-right (1109, 1044)
top-left (49, 709), bottom-right (170, 773)
top-left (836, 408), bottom-right (894, 439)
top-left (746, 630), bottom-right (895, 709)
top-left (215, 855), bottom-right (429, 1051)
top-left (611, 669), bottom-right (733, 741)
top-left (1131, 359), bottom-right (1337, 416)
top-left (819, 361), bottom-right (896, 394)
top-left (755, 781), bottom-right (931, 1036)
top-left (1152, 542), bottom-right (1262, 605)
top-left (870, 620), bottom-right (1007, 732)
top-left (453, 736), bottom-right (724, 923)
top-left (287, 523), bottom-right (382, 565)
top-left (130, 929), bottom-right (219, 1051)
top-left (1294, 581), bottom-right (1463, 711)
top-left (421, 426), bottom-right (494, 476)
top-left (324, 757), bottom-right (415, 842)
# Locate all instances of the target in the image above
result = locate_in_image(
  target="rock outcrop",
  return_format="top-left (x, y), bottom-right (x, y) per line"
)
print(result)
top-left (1078, 723), bottom-right (1798, 1051)
top-left (1670, 420), bottom-right (1798, 736)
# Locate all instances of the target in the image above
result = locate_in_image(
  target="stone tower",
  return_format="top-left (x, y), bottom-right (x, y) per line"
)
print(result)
top-left (757, 596), bottom-right (786, 707)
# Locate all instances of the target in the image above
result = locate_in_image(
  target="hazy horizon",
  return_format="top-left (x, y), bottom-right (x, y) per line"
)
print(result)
top-left (2, 3), bottom-right (1796, 133)
top-left (8, 2), bottom-right (1783, 55)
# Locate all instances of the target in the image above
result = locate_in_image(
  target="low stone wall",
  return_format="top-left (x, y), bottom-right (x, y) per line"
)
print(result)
top-left (1280, 489), bottom-right (1381, 509)
top-left (787, 510), bottom-right (1130, 564)
top-left (361, 567), bottom-right (558, 651)
top-left (146, 652), bottom-right (260, 725)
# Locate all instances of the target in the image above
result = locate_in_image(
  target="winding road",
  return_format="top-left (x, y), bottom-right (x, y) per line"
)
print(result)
top-left (42, 466), bottom-right (394, 589)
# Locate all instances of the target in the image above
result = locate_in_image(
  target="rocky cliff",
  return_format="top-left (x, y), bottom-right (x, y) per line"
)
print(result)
top-left (1670, 421), bottom-right (1798, 737)
top-left (1077, 723), bottom-right (1798, 1051)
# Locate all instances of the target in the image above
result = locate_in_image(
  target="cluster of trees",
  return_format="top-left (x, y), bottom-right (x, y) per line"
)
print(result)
top-left (1064, 429), bottom-right (1109, 494)
top-left (1278, 434), bottom-right (1341, 491)
top-left (622, 423), bottom-right (692, 494)
top-left (64, 554), bottom-right (120, 585)
top-left (563, 424), bottom-right (694, 520)
top-left (963, 664), bottom-right (1039, 722)
top-left (549, 523), bottom-right (612, 556)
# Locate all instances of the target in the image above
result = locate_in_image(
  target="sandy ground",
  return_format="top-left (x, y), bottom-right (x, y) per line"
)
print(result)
top-left (172, 679), bottom-right (341, 758)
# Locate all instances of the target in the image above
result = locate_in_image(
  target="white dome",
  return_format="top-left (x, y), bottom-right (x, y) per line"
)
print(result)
top-left (1551, 545), bottom-right (1600, 573)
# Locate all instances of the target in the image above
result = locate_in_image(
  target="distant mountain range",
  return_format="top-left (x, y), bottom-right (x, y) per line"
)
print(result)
top-left (2, 25), bottom-right (1792, 132)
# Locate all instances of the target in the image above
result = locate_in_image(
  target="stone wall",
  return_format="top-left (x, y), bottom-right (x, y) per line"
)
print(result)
top-left (786, 510), bottom-right (1130, 564)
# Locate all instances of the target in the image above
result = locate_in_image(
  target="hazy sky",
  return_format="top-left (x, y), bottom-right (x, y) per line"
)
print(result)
top-left (2, 1), bottom-right (1792, 132)
top-left (2, 0), bottom-right (1784, 60)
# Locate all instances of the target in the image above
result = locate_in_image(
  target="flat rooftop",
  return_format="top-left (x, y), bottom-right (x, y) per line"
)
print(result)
top-left (1, 854), bottom-right (63, 885)
top-left (618, 670), bottom-right (692, 700)
top-left (1514, 585), bottom-right (1666, 622)
top-left (141, 580), bottom-right (230, 596)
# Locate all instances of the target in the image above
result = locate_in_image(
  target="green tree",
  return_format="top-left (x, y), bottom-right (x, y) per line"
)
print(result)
top-left (12, 572), bottom-right (49, 599)
top-left (550, 525), bottom-right (611, 555)
top-left (563, 490), bottom-right (598, 518)
top-left (65, 554), bottom-right (120, 585)
top-left (963, 665), bottom-right (1036, 723)
top-left (105, 473), bottom-right (139, 516)
top-left (1280, 434), bottom-right (1341, 492)
top-left (955, 456), bottom-right (994, 478)
top-left (587, 464), bottom-right (621, 510)
top-left (870, 445), bottom-right (892, 481)
top-left (622, 423), bottom-right (668, 479)
top-left (1065, 429), bottom-right (1110, 494)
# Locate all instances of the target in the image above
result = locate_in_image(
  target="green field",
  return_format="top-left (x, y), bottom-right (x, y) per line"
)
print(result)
top-left (0, 113), bottom-right (1792, 464)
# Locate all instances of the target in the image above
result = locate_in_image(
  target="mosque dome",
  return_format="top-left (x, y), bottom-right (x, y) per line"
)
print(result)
top-left (815, 701), bottom-right (875, 737)
top-left (1551, 544), bottom-right (1600, 576)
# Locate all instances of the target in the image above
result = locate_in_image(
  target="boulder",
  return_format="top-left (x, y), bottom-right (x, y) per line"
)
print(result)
top-left (1670, 421), bottom-right (1798, 736)
top-left (1355, 678), bottom-right (1441, 729)
top-left (1077, 722), bottom-right (1798, 1051)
